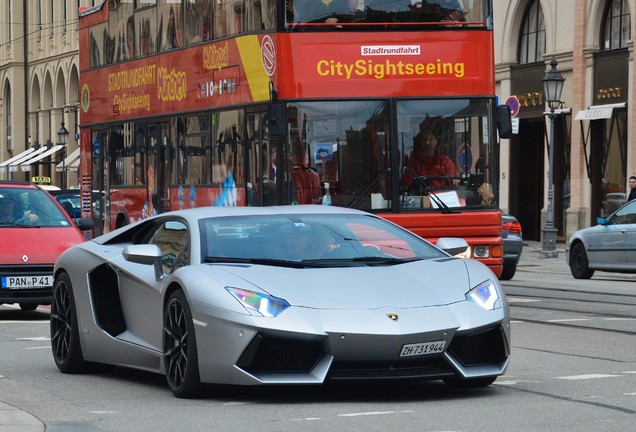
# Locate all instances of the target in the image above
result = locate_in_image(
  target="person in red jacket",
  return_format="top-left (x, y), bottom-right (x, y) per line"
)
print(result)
top-left (402, 131), bottom-right (460, 190)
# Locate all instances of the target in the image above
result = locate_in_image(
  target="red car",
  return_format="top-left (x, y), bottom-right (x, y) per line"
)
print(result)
top-left (0, 181), bottom-right (92, 311)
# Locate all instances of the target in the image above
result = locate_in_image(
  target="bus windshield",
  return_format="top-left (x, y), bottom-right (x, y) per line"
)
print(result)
top-left (286, 98), bottom-right (497, 213)
top-left (286, 0), bottom-right (488, 27)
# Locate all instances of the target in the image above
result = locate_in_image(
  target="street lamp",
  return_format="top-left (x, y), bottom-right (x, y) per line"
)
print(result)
top-left (541, 57), bottom-right (565, 259)
top-left (58, 121), bottom-right (69, 189)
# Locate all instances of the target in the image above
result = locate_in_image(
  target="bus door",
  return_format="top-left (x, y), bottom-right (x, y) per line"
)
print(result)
top-left (91, 129), bottom-right (109, 236)
top-left (148, 122), bottom-right (172, 213)
top-left (246, 111), bottom-right (269, 206)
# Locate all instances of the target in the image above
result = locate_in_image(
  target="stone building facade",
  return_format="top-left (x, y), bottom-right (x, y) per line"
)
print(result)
top-left (495, 0), bottom-right (636, 241)
top-left (0, 1), bottom-right (97, 188)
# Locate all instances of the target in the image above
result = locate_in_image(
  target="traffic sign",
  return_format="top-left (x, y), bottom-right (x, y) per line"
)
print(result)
top-left (505, 96), bottom-right (520, 118)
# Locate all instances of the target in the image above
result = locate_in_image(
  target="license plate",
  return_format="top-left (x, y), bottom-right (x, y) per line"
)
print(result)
top-left (400, 340), bottom-right (446, 357)
top-left (1, 275), bottom-right (53, 289)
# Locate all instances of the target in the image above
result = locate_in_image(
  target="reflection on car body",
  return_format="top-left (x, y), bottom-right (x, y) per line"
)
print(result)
top-left (567, 199), bottom-right (636, 279)
top-left (51, 205), bottom-right (510, 398)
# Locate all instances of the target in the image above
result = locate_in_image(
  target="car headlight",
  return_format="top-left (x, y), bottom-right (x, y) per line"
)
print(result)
top-left (466, 279), bottom-right (501, 311)
top-left (226, 287), bottom-right (289, 318)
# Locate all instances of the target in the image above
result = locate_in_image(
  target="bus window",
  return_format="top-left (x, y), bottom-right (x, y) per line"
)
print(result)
top-left (185, 0), bottom-right (212, 44)
top-left (158, 0), bottom-right (183, 51)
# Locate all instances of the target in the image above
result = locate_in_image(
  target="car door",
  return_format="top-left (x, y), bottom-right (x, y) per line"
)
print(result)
top-left (110, 219), bottom-right (190, 351)
top-left (616, 201), bottom-right (636, 268)
top-left (588, 201), bottom-right (636, 268)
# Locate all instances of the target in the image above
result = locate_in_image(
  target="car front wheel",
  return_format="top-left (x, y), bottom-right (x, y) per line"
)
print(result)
top-left (50, 272), bottom-right (86, 373)
top-left (163, 290), bottom-right (204, 398)
top-left (569, 242), bottom-right (594, 279)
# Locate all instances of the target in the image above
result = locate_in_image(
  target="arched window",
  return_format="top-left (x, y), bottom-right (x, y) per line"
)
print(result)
top-left (602, 0), bottom-right (631, 50)
top-left (518, 0), bottom-right (545, 64)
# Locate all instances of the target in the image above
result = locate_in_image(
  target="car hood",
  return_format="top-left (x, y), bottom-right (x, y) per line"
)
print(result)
top-left (0, 227), bottom-right (83, 265)
top-left (214, 258), bottom-right (472, 309)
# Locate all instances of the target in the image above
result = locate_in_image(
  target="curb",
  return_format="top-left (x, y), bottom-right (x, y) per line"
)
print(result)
top-left (0, 401), bottom-right (45, 432)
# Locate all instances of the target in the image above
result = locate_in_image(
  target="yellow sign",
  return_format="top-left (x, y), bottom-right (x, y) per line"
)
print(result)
top-left (31, 176), bottom-right (52, 184)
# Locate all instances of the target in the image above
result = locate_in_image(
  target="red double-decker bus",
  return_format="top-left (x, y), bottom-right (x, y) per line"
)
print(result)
top-left (78, 0), bottom-right (511, 275)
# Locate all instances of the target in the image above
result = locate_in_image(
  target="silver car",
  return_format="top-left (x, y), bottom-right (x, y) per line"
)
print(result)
top-left (567, 199), bottom-right (636, 279)
top-left (51, 205), bottom-right (510, 398)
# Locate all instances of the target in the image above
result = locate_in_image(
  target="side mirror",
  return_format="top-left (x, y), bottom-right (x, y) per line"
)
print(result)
top-left (596, 217), bottom-right (607, 225)
top-left (123, 244), bottom-right (164, 280)
top-left (76, 218), bottom-right (95, 231)
top-left (496, 104), bottom-right (513, 139)
top-left (267, 101), bottom-right (287, 138)
top-left (436, 237), bottom-right (469, 257)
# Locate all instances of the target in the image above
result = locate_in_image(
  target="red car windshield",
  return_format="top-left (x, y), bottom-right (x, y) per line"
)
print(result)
top-left (0, 187), bottom-right (72, 227)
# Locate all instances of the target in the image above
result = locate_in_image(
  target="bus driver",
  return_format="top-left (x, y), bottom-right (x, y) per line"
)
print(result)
top-left (402, 129), bottom-right (460, 190)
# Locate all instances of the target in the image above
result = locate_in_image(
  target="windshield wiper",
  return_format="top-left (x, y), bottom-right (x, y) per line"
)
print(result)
top-left (204, 256), bottom-right (321, 268)
top-left (0, 222), bottom-right (38, 228)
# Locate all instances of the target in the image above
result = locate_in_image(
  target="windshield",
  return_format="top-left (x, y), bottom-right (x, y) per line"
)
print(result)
top-left (0, 187), bottom-right (72, 227)
top-left (284, 98), bottom-right (497, 213)
top-left (199, 213), bottom-right (445, 263)
top-left (286, 0), bottom-right (489, 27)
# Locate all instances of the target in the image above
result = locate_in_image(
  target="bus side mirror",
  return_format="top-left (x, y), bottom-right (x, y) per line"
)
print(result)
top-left (267, 101), bottom-right (287, 138)
top-left (496, 105), bottom-right (513, 139)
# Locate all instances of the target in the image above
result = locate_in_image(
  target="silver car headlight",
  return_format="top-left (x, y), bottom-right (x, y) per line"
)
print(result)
top-left (466, 279), bottom-right (501, 311)
top-left (226, 287), bottom-right (290, 318)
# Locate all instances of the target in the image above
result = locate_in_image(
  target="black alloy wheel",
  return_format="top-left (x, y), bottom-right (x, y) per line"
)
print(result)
top-left (50, 272), bottom-right (86, 373)
top-left (569, 242), bottom-right (594, 279)
top-left (163, 290), bottom-right (203, 398)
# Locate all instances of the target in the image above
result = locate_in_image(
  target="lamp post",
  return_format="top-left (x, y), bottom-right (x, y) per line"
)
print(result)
top-left (58, 121), bottom-right (69, 189)
top-left (540, 57), bottom-right (565, 259)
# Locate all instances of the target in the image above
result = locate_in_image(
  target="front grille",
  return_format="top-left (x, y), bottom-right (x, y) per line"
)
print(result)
top-left (0, 264), bottom-right (54, 274)
top-left (328, 357), bottom-right (454, 380)
top-left (237, 335), bottom-right (324, 374)
top-left (447, 326), bottom-right (508, 367)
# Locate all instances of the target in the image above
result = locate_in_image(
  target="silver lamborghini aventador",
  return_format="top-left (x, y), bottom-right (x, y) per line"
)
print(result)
top-left (50, 205), bottom-right (510, 398)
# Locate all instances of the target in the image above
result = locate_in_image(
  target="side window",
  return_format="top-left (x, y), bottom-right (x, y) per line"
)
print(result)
top-left (146, 220), bottom-right (189, 274)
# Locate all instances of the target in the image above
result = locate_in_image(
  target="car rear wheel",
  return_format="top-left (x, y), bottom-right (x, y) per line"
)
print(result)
top-left (163, 290), bottom-right (203, 398)
top-left (499, 263), bottom-right (517, 281)
top-left (569, 242), bottom-right (594, 279)
top-left (50, 272), bottom-right (86, 373)
top-left (19, 303), bottom-right (38, 311)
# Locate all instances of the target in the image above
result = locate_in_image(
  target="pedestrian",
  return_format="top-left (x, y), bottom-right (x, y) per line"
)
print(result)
top-left (628, 175), bottom-right (636, 202)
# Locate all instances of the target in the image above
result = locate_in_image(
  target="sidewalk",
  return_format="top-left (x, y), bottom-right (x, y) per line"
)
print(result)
top-left (0, 401), bottom-right (44, 432)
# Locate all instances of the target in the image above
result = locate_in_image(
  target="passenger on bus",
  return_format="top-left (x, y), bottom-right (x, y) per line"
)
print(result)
top-left (401, 130), bottom-right (459, 191)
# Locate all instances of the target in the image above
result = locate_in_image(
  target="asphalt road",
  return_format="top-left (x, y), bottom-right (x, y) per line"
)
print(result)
top-left (1, 242), bottom-right (635, 432)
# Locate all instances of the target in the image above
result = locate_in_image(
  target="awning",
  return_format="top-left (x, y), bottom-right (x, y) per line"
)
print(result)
top-left (18, 145), bottom-right (65, 172)
top-left (0, 147), bottom-right (37, 173)
top-left (574, 103), bottom-right (626, 121)
top-left (543, 108), bottom-right (572, 116)
top-left (5, 147), bottom-right (49, 173)
top-left (56, 148), bottom-right (80, 172)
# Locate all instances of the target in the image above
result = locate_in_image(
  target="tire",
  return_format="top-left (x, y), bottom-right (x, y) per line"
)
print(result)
top-left (19, 303), bottom-right (38, 311)
top-left (499, 263), bottom-right (517, 281)
top-left (50, 272), bottom-right (87, 373)
top-left (569, 242), bottom-right (594, 279)
top-left (444, 376), bottom-right (497, 388)
top-left (163, 290), bottom-right (203, 398)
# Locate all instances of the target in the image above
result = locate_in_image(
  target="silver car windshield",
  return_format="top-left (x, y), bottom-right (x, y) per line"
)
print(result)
top-left (199, 214), bottom-right (445, 264)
